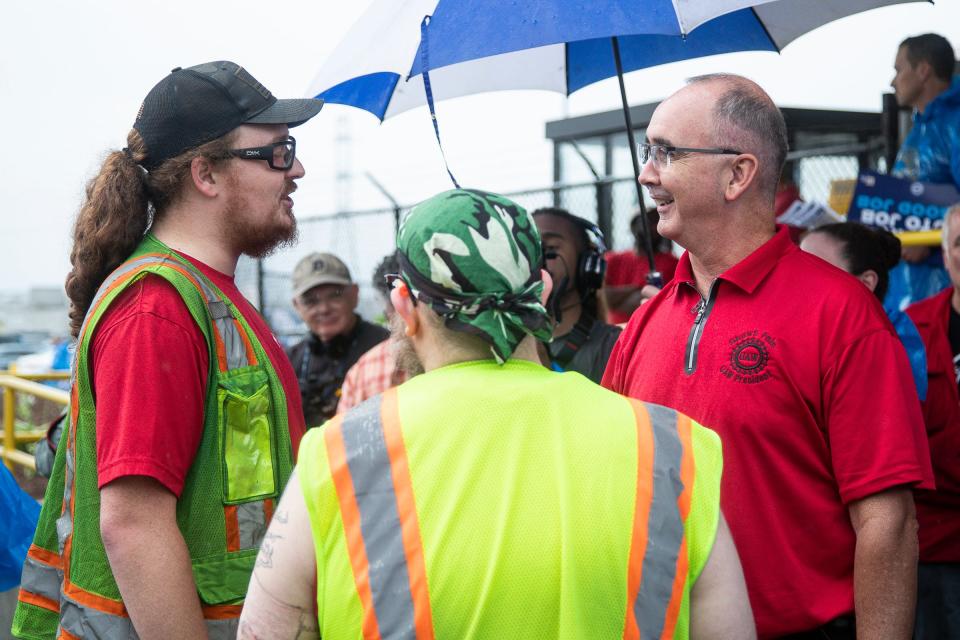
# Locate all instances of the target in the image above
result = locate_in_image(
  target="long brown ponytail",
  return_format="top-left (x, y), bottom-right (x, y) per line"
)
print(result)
top-left (65, 129), bottom-right (235, 337)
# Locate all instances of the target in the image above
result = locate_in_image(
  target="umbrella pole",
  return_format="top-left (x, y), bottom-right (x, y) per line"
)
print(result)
top-left (611, 37), bottom-right (662, 288)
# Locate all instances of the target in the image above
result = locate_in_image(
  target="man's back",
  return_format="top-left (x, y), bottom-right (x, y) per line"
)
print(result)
top-left (299, 360), bottom-right (722, 639)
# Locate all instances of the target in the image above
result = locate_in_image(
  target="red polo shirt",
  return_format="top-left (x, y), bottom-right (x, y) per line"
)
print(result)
top-left (906, 288), bottom-right (960, 562)
top-left (603, 226), bottom-right (933, 638)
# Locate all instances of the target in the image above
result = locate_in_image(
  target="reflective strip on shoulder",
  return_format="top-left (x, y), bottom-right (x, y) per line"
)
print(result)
top-left (623, 401), bottom-right (689, 640)
top-left (325, 390), bottom-right (435, 640)
top-left (78, 253), bottom-right (253, 372)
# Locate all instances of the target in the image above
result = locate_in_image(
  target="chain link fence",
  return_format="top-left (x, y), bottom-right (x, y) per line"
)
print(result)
top-left (252, 144), bottom-right (869, 337)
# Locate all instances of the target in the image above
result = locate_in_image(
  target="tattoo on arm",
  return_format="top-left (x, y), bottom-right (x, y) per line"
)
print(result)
top-left (239, 573), bottom-right (320, 639)
top-left (255, 531), bottom-right (283, 569)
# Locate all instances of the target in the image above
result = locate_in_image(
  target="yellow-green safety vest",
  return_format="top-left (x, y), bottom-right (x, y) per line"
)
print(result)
top-left (299, 359), bottom-right (722, 639)
top-left (13, 234), bottom-right (295, 640)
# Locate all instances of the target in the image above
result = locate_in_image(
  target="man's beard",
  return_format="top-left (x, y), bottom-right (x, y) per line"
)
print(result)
top-left (224, 178), bottom-right (299, 259)
top-left (389, 313), bottom-right (425, 377)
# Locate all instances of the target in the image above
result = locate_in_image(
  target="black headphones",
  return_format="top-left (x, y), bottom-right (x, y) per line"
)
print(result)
top-left (535, 208), bottom-right (608, 294)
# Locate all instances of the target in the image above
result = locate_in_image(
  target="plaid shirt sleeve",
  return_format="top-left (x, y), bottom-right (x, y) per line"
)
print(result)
top-left (337, 340), bottom-right (408, 414)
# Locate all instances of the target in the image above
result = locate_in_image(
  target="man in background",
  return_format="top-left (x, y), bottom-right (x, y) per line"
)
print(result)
top-left (603, 209), bottom-right (678, 324)
top-left (287, 252), bottom-right (388, 427)
top-left (532, 207), bottom-right (621, 382)
top-left (886, 33), bottom-right (959, 309)
top-left (336, 252), bottom-right (410, 413)
top-left (905, 202), bottom-right (960, 639)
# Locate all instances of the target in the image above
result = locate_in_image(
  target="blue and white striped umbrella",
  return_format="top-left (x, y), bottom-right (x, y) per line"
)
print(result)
top-left (307, 0), bottom-right (923, 121)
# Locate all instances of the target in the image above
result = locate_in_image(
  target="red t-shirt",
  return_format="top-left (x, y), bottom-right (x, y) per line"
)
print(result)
top-left (92, 251), bottom-right (306, 496)
top-left (905, 288), bottom-right (960, 562)
top-left (603, 249), bottom-right (679, 324)
top-left (602, 226), bottom-right (934, 638)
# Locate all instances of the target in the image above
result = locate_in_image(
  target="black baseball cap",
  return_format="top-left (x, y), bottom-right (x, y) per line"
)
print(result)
top-left (133, 60), bottom-right (323, 171)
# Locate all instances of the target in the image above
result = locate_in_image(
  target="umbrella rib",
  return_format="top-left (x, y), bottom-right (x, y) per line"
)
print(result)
top-left (750, 8), bottom-right (782, 54)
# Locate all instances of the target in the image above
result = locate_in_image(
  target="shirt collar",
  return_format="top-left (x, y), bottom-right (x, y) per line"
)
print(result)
top-left (673, 225), bottom-right (794, 295)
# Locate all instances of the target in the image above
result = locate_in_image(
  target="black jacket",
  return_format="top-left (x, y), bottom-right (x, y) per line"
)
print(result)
top-left (286, 316), bottom-right (389, 427)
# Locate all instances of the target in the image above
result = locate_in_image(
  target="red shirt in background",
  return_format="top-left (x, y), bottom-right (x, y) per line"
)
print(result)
top-left (603, 249), bottom-right (679, 324)
top-left (602, 226), bottom-right (933, 638)
top-left (906, 288), bottom-right (960, 562)
top-left (92, 251), bottom-right (306, 496)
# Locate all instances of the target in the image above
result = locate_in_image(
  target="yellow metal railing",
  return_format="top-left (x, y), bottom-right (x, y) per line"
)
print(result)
top-left (896, 230), bottom-right (942, 247)
top-left (0, 371), bottom-right (70, 471)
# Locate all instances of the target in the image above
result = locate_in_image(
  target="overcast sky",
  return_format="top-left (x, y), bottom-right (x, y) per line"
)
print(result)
top-left (1, 0), bottom-right (959, 293)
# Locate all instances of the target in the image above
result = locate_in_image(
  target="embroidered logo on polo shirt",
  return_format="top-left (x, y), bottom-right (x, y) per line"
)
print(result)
top-left (721, 330), bottom-right (775, 384)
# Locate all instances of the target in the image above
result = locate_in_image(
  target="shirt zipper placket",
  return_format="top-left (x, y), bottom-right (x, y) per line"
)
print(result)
top-left (684, 280), bottom-right (720, 375)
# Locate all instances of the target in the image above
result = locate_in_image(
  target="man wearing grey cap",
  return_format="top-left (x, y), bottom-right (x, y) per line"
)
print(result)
top-left (287, 252), bottom-right (389, 428)
top-left (14, 61), bottom-right (321, 639)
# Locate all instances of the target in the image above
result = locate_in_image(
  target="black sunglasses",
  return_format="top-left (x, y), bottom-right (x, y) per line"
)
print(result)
top-left (227, 136), bottom-right (297, 170)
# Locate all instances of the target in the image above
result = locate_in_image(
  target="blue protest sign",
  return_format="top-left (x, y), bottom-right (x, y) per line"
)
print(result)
top-left (847, 170), bottom-right (960, 232)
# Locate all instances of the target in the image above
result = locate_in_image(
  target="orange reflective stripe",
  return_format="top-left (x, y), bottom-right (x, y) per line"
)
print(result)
top-left (63, 580), bottom-right (128, 617)
top-left (622, 400), bottom-right (655, 640)
top-left (19, 588), bottom-right (59, 613)
top-left (202, 603), bottom-right (243, 619)
top-left (225, 505), bottom-right (241, 552)
top-left (153, 260), bottom-right (228, 372)
top-left (58, 627), bottom-right (81, 640)
top-left (660, 414), bottom-right (695, 640)
top-left (28, 544), bottom-right (61, 567)
top-left (380, 388), bottom-right (435, 639)
top-left (325, 416), bottom-right (382, 640)
top-left (264, 497), bottom-right (274, 524)
top-left (234, 317), bottom-right (259, 366)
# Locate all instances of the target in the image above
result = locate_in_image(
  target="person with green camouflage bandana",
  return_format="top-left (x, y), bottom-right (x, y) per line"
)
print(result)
top-left (395, 188), bottom-right (553, 363)
top-left (239, 189), bottom-right (747, 639)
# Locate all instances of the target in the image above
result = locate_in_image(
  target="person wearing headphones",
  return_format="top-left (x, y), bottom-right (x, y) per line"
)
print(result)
top-left (532, 207), bottom-right (622, 382)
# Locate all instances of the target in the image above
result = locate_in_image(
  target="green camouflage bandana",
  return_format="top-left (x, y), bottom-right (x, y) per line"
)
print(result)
top-left (397, 188), bottom-right (552, 363)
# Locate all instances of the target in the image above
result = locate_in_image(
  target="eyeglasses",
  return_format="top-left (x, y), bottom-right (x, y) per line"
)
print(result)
top-left (384, 273), bottom-right (418, 306)
top-left (299, 286), bottom-right (347, 307)
top-left (228, 136), bottom-right (297, 170)
top-left (638, 142), bottom-right (742, 169)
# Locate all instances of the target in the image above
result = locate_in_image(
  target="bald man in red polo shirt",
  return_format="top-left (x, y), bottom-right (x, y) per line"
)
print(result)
top-left (603, 74), bottom-right (934, 639)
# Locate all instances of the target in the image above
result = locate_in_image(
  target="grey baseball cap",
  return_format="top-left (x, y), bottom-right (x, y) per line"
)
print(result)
top-left (292, 253), bottom-right (353, 298)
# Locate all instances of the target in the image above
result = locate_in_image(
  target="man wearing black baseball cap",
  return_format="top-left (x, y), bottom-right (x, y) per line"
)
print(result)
top-left (14, 61), bottom-right (322, 640)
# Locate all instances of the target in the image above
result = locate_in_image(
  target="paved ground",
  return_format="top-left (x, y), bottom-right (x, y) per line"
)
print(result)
top-left (0, 588), bottom-right (16, 640)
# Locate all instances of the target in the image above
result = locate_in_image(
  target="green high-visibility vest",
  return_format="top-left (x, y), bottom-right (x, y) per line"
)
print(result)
top-left (300, 359), bottom-right (723, 639)
top-left (13, 234), bottom-right (295, 640)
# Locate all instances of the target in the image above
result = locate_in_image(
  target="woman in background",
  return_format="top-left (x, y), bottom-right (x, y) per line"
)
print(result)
top-left (801, 222), bottom-right (927, 400)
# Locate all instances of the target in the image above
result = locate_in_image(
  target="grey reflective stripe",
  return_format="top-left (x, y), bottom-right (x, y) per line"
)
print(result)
top-left (340, 395), bottom-right (417, 638)
top-left (77, 253), bottom-right (251, 372)
top-left (206, 617), bottom-right (240, 640)
top-left (60, 593), bottom-right (138, 639)
top-left (20, 557), bottom-right (61, 602)
top-left (237, 501), bottom-right (268, 550)
top-left (634, 403), bottom-right (685, 640)
top-left (214, 314), bottom-right (250, 371)
top-left (59, 593), bottom-right (239, 639)
top-left (56, 446), bottom-right (75, 555)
